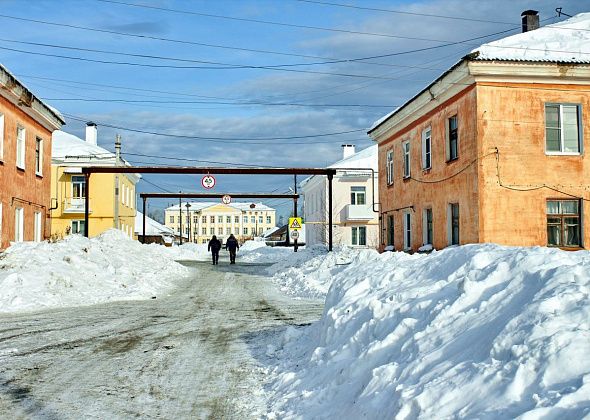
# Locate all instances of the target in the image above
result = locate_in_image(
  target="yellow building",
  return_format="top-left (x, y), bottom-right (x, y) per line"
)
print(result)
top-left (50, 124), bottom-right (139, 239)
top-left (164, 202), bottom-right (276, 244)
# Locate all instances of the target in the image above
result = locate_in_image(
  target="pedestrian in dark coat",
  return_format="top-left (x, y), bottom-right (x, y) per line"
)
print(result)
top-left (208, 235), bottom-right (221, 265)
top-left (225, 234), bottom-right (240, 264)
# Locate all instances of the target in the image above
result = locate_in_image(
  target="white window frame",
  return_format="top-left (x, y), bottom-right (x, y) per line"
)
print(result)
top-left (0, 113), bottom-right (5, 161)
top-left (351, 186), bottom-right (366, 205)
top-left (421, 127), bottom-right (432, 170)
top-left (35, 137), bottom-right (43, 176)
top-left (34, 211), bottom-right (42, 242)
top-left (71, 220), bottom-right (85, 235)
top-left (545, 103), bottom-right (582, 155)
top-left (446, 115), bottom-right (458, 161)
top-left (16, 126), bottom-right (26, 169)
top-left (0, 202), bottom-right (3, 240)
top-left (386, 149), bottom-right (394, 185)
top-left (402, 140), bottom-right (411, 178)
top-left (403, 211), bottom-right (411, 250)
top-left (351, 226), bottom-right (367, 246)
top-left (14, 207), bottom-right (24, 242)
top-left (422, 208), bottom-right (433, 245)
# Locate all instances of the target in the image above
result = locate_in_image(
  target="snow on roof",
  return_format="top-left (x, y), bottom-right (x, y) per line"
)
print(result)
top-left (473, 13), bottom-right (590, 63)
top-left (166, 202), bottom-right (275, 211)
top-left (329, 145), bottom-right (377, 170)
top-left (52, 130), bottom-right (115, 162)
top-left (134, 211), bottom-right (174, 236)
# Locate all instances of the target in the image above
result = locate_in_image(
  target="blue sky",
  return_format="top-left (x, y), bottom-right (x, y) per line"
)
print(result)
top-left (1, 0), bottom-right (588, 219)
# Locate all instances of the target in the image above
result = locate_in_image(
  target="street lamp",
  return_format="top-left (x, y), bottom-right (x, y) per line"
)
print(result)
top-left (250, 203), bottom-right (256, 238)
top-left (185, 202), bottom-right (191, 243)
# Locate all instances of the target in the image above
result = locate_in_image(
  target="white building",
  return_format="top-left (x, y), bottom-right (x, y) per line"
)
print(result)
top-left (302, 144), bottom-right (379, 248)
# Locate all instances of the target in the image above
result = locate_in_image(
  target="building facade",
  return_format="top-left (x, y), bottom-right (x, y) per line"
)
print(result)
top-left (0, 64), bottom-right (64, 249)
top-left (164, 202), bottom-right (276, 244)
top-left (369, 12), bottom-right (590, 252)
top-left (302, 145), bottom-right (379, 248)
top-left (50, 124), bottom-right (139, 239)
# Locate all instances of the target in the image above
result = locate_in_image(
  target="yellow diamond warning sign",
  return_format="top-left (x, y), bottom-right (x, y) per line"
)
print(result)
top-left (289, 217), bottom-right (302, 230)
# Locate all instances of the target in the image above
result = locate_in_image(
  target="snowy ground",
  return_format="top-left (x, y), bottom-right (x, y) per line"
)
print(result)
top-left (1, 234), bottom-right (589, 418)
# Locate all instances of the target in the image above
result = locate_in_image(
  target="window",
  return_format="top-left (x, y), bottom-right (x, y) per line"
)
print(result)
top-left (422, 127), bottom-right (432, 169)
top-left (210, 216), bottom-right (215, 223)
top-left (258, 216), bottom-right (263, 223)
top-left (218, 216), bottom-right (223, 223)
top-left (243, 227), bottom-right (248, 234)
top-left (351, 186), bottom-right (366, 205)
top-left (210, 227), bottom-right (215, 234)
top-left (72, 176), bottom-right (86, 205)
top-left (386, 215), bottom-right (394, 247)
top-left (169, 215), bottom-right (174, 224)
top-left (351, 226), bottom-right (367, 246)
top-left (202, 227), bottom-right (206, 234)
top-left (258, 227), bottom-right (264, 235)
top-left (235, 216), bottom-right (239, 223)
top-left (226, 228), bottom-right (231, 234)
top-left (447, 116), bottom-right (458, 161)
top-left (386, 149), bottom-right (394, 185)
top-left (218, 227), bottom-right (223, 234)
top-left (202, 239), bottom-right (207, 244)
top-left (243, 216), bottom-right (248, 223)
top-left (403, 212), bottom-right (411, 250)
top-left (402, 140), bottom-right (411, 178)
top-left (34, 212), bottom-right (42, 242)
top-left (547, 200), bottom-right (581, 247)
top-left (448, 203), bottom-right (460, 245)
top-left (193, 216), bottom-right (198, 224)
top-left (202, 216), bottom-right (206, 223)
top-left (71, 220), bottom-right (85, 235)
top-left (266, 216), bottom-right (271, 224)
top-left (251, 216), bottom-right (255, 223)
top-left (129, 187), bottom-right (134, 209)
top-left (34, 138), bottom-right (43, 175)
top-left (545, 104), bottom-right (581, 153)
top-left (423, 208), bottom-right (433, 245)
top-left (16, 126), bottom-right (26, 169)
top-left (0, 113), bottom-right (4, 160)
top-left (226, 216), bottom-right (231, 223)
top-left (0, 203), bottom-right (2, 240)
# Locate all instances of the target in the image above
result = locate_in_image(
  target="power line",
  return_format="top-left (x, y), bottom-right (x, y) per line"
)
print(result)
top-left (294, 0), bottom-right (517, 25)
top-left (122, 152), bottom-right (278, 168)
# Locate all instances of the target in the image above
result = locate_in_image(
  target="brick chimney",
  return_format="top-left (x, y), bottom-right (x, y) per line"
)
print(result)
top-left (85, 121), bottom-right (97, 145)
top-left (341, 144), bottom-right (355, 159)
top-left (522, 10), bottom-right (539, 32)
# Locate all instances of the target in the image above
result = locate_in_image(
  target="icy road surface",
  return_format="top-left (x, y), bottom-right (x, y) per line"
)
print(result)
top-left (0, 261), bottom-right (324, 419)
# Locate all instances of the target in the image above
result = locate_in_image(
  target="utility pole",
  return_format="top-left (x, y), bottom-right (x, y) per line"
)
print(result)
top-left (293, 174), bottom-right (298, 252)
top-left (179, 194), bottom-right (183, 245)
top-left (185, 202), bottom-right (192, 243)
top-left (114, 134), bottom-right (121, 230)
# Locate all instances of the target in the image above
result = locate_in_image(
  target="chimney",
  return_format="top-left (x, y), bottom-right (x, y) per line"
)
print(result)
top-left (341, 144), bottom-right (355, 159)
top-left (521, 10), bottom-right (539, 32)
top-left (85, 122), bottom-right (97, 145)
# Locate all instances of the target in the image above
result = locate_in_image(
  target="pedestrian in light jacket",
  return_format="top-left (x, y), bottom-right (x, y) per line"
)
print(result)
top-left (208, 235), bottom-right (221, 265)
top-left (225, 234), bottom-right (240, 264)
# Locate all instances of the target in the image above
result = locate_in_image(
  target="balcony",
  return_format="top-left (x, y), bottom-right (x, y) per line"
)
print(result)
top-left (63, 197), bottom-right (92, 213)
top-left (342, 204), bottom-right (374, 221)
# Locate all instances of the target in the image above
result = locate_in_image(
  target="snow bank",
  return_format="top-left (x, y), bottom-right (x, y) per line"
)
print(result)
top-left (158, 242), bottom-right (209, 261)
top-left (0, 230), bottom-right (190, 313)
top-left (266, 244), bottom-right (590, 418)
top-left (268, 245), bottom-right (372, 299)
top-left (240, 241), bottom-right (293, 264)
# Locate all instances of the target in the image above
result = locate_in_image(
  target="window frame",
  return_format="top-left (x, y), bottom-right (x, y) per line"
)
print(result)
top-left (545, 103), bottom-right (583, 155)
top-left (402, 140), bottom-right (411, 178)
top-left (16, 125), bottom-right (26, 169)
top-left (0, 113), bottom-right (5, 161)
top-left (448, 203), bottom-right (460, 245)
top-left (34, 211), bottom-right (42, 242)
top-left (447, 115), bottom-right (458, 162)
top-left (423, 208), bottom-right (433, 245)
top-left (350, 186), bottom-right (366, 205)
top-left (547, 199), bottom-right (582, 248)
top-left (386, 149), bottom-right (394, 185)
top-left (351, 226), bottom-right (367, 246)
top-left (403, 211), bottom-right (411, 250)
top-left (421, 127), bottom-right (432, 170)
top-left (71, 220), bottom-right (85, 235)
top-left (387, 214), bottom-right (394, 246)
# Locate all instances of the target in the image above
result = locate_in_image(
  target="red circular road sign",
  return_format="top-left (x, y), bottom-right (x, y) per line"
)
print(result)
top-left (222, 194), bottom-right (231, 204)
top-left (201, 175), bottom-right (216, 189)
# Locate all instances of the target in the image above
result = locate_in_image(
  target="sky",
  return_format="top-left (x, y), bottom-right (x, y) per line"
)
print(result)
top-left (1, 0), bottom-right (588, 220)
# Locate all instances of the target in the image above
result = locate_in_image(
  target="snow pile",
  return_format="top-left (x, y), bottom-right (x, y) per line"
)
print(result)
top-left (158, 242), bottom-right (209, 261)
top-left (239, 241), bottom-right (293, 264)
top-left (266, 244), bottom-right (590, 418)
top-left (268, 246), bottom-right (369, 299)
top-left (0, 230), bottom-right (190, 313)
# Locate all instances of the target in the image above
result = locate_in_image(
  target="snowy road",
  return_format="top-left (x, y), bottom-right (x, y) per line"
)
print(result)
top-left (0, 260), bottom-right (324, 419)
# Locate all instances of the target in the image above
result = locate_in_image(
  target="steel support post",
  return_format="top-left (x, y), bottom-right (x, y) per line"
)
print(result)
top-left (328, 173), bottom-right (333, 252)
top-left (142, 197), bottom-right (147, 244)
top-left (84, 172), bottom-right (90, 237)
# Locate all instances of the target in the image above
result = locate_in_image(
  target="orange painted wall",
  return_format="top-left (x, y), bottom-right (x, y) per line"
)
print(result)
top-left (476, 82), bottom-right (590, 247)
top-left (378, 86), bottom-right (480, 251)
top-left (0, 95), bottom-right (54, 249)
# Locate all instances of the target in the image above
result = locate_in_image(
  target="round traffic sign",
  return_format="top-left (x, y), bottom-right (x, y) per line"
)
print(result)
top-left (201, 175), bottom-right (216, 189)
top-left (221, 194), bottom-right (232, 204)
top-left (290, 230), bottom-right (300, 239)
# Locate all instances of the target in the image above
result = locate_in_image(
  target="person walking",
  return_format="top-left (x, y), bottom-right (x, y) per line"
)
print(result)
top-left (208, 235), bottom-right (221, 265)
top-left (225, 234), bottom-right (240, 264)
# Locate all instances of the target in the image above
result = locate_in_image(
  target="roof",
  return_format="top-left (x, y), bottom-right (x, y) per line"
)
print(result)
top-left (134, 211), bottom-right (174, 236)
top-left (369, 13), bottom-right (590, 134)
top-left (166, 202), bottom-right (275, 211)
top-left (472, 13), bottom-right (590, 63)
top-left (329, 145), bottom-right (377, 170)
top-left (52, 130), bottom-right (116, 162)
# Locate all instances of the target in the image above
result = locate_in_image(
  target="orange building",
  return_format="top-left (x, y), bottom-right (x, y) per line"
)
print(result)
top-left (0, 64), bottom-right (64, 249)
top-left (369, 12), bottom-right (590, 252)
